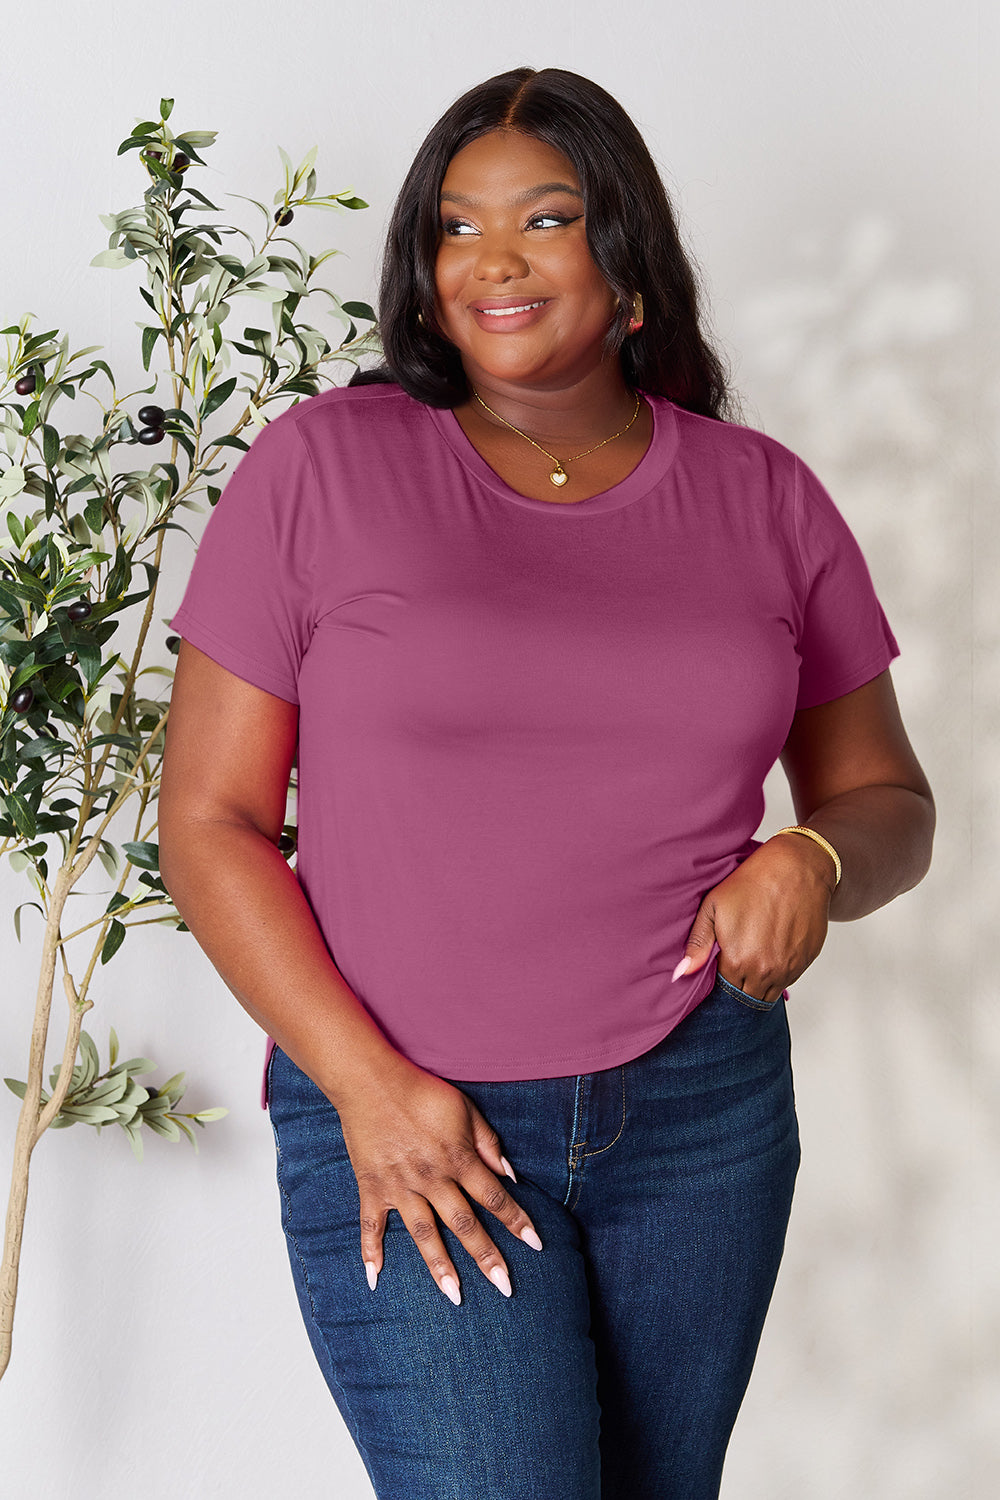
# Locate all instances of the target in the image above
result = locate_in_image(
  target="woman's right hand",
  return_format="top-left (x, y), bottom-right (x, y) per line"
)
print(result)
top-left (335, 1058), bottom-right (544, 1305)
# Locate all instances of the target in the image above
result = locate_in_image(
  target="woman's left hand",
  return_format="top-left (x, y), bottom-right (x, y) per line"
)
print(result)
top-left (676, 671), bottom-right (937, 1005)
top-left (675, 835), bottom-right (837, 1005)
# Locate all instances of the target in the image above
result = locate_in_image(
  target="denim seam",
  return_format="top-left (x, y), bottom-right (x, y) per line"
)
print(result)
top-left (271, 1113), bottom-right (373, 1477)
top-left (579, 1066), bottom-right (627, 1160)
top-left (716, 973), bottom-right (778, 1012)
top-left (563, 1075), bottom-right (586, 1206)
top-left (732, 992), bottom-right (777, 1012)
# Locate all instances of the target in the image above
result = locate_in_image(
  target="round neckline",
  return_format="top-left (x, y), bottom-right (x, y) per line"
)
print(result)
top-left (425, 392), bottom-right (679, 516)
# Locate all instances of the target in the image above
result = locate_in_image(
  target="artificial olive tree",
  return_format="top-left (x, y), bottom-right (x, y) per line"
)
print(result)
top-left (0, 98), bottom-right (376, 1378)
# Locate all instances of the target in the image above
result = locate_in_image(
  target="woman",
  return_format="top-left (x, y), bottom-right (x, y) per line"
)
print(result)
top-left (160, 67), bottom-right (934, 1499)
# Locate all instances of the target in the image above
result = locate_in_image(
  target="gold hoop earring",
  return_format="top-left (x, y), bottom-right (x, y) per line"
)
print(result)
top-left (627, 292), bottom-right (644, 335)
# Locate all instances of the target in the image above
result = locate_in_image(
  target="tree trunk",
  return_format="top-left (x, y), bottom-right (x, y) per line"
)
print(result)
top-left (0, 864), bottom-right (73, 1380)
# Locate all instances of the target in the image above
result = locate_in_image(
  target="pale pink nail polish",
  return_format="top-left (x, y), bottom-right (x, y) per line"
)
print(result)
top-left (500, 1156), bottom-right (518, 1183)
top-left (520, 1226), bottom-right (543, 1252)
top-left (440, 1275), bottom-right (461, 1306)
top-left (672, 956), bottom-right (693, 982)
top-left (490, 1266), bottom-right (513, 1298)
top-left (365, 1261), bottom-right (378, 1292)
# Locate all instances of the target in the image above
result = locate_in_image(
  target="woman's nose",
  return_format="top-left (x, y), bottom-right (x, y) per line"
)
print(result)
top-left (473, 233), bottom-right (530, 283)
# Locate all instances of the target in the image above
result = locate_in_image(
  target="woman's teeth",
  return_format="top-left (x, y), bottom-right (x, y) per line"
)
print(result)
top-left (480, 301), bottom-right (545, 317)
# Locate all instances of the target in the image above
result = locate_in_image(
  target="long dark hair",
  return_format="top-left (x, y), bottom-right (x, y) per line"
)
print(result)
top-left (352, 67), bottom-right (735, 420)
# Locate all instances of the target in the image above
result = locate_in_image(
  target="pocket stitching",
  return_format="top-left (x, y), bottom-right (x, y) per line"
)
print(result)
top-left (715, 971), bottom-right (779, 1012)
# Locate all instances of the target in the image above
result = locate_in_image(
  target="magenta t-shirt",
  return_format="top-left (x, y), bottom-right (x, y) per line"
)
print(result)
top-left (170, 384), bottom-right (898, 1090)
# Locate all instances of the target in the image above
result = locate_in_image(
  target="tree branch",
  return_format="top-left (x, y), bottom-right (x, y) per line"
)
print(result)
top-left (34, 971), bottom-right (94, 1142)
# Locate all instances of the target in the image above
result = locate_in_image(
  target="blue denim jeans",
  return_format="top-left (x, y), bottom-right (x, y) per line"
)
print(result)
top-left (266, 974), bottom-right (800, 1499)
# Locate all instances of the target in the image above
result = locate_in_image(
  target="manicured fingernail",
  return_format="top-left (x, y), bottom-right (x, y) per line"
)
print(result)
top-left (489, 1266), bottom-right (512, 1298)
top-left (520, 1226), bottom-right (543, 1252)
top-left (500, 1156), bottom-right (517, 1183)
top-left (440, 1275), bottom-right (461, 1306)
top-left (672, 956), bottom-right (693, 982)
top-left (365, 1261), bottom-right (378, 1292)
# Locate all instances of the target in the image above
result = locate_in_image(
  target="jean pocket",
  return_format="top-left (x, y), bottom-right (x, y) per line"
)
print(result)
top-left (713, 971), bottom-right (781, 1012)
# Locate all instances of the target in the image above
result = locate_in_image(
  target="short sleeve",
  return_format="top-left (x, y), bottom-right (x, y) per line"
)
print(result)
top-left (792, 455), bottom-right (900, 711)
top-left (169, 408), bottom-right (319, 704)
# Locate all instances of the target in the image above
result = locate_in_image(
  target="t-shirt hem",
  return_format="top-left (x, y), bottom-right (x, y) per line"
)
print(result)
top-left (260, 974), bottom-right (720, 1102)
top-left (796, 641), bottom-right (899, 712)
top-left (170, 609), bottom-right (299, 704)
top-left (401, 992), bottom-right (716, 1081)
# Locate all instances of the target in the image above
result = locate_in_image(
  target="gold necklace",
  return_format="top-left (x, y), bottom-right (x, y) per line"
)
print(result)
top-left (471, 388), bottom-right (642, 488)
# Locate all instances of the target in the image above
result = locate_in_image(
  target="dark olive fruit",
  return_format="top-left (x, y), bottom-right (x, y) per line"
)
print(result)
top-left (275, 207), bottom-right (294, 226)
top-left (10, 685), bottom-right (34, 713)
top-left (67, 599), bottom-right (92, 622)
top-left (145, 1086), bottom-right (159, 1099)
top-left (15, 370), bottom-right (37, 395)
top-left (172, 154), bottom-right (189, 173)
top-left (137, 426), bottom-right (165, 445)
top-left (278, 833), bottom-right (296, 853)
top-left (137, 404), bottom-right (165, 427)
top-left (165, 635), bottom-right (180, 654)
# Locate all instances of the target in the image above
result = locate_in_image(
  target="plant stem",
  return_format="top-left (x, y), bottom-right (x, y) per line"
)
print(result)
top-left (0, 710), bottom-right (165, 1381)
top-left (87, 525), bottom-right (167, 799)
top-left (75, 707), bottom-right (169, 875)
top-left (34, 970), bottom-right (93, 1141)
top-left (0, 861), bottom-right (73, 1381)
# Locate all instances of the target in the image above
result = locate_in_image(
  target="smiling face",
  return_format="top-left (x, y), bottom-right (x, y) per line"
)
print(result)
top-left (434, 130), bottom-right (621, 395)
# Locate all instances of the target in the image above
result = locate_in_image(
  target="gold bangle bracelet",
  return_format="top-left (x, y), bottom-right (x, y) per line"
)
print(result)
top-left (773, 825), bottom-right (842, 887)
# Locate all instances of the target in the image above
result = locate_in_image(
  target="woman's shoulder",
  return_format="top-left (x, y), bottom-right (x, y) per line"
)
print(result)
top-left (654, 394), bottom-right (803, 476)
top-left (265, 378), bottom-right (422, 447)
top-left (290, 381), bottom-right (419, 429)
top-left (654, 396), bottom-right (845, 527)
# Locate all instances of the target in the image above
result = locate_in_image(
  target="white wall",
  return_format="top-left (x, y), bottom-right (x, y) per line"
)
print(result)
top-left (1, 2), bottom-right (995, 1495)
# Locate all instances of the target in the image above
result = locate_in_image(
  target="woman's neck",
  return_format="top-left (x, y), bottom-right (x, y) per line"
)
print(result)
top-left (457, 361), bottom-right (636, 449)
top-left (450, 363), bottom-right (653, 505)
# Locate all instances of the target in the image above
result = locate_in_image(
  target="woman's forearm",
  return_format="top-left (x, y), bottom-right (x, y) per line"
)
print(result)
top-left (160, 820), bottom-right (408, 1109)
top-left (771, 783), bottom-right (935, 922)
top-left (678, 779), bottom-right (935, 1004)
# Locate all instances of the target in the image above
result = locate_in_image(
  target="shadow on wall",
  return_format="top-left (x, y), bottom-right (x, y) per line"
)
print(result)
top-left (723, 214), bottom-right (996, 1497)
top-left (734, 209), bottom-right (981, 992)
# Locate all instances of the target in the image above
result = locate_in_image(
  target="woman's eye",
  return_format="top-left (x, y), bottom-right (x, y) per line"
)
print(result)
top-left (527, 212), bottom-right (579, 230)
top-left (441, 219), bottom-right (478, 236)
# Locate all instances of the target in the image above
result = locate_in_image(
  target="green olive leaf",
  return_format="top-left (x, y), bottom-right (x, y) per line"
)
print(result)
top-left (100, 918), bottom-right (127, 964)
top-left (122, 840), bottom-right (159, 871)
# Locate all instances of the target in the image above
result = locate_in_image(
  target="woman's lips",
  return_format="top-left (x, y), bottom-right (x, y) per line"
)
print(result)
top-left (469, 298), bottom-right (551, 331)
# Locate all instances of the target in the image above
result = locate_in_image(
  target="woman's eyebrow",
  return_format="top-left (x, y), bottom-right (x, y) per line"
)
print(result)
top-left (440, 181), bottom-right (584, 207)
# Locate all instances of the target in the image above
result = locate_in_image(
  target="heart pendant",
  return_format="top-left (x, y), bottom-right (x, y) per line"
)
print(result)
top-left (550, 469), bottom-right (568, 487)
